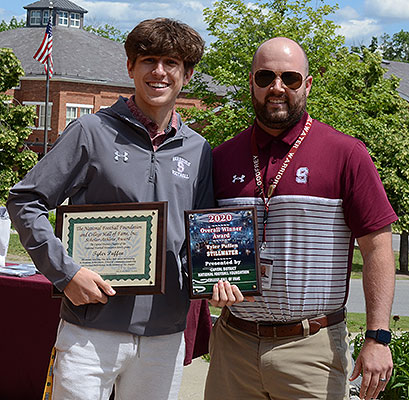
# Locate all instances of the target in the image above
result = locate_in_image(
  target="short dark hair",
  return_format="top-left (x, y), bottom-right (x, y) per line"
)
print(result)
top-left (125, 18), bottom-right (205, 70)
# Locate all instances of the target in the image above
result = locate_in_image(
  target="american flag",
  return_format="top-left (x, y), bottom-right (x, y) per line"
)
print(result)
top-left (33, 14), bottom-right (54, 78)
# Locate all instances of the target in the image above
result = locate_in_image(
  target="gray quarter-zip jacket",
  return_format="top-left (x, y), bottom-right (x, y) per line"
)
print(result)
top-left (7, 96), bottom-right (214, 336)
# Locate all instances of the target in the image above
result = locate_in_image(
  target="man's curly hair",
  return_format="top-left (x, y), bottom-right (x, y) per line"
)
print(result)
top-left (125, 18), bottom-right (205, 70)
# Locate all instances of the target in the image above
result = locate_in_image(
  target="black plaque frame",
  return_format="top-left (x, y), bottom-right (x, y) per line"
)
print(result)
top-left (53, 202), bottom-right (167, 296)
top-left (184, 206), bottom-right (261, 299)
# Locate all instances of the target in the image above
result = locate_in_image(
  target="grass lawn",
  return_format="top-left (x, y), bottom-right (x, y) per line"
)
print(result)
top-left (7, 233), bottom-right (31, 262)
top-left (351, 247), bottom-right (406, 279)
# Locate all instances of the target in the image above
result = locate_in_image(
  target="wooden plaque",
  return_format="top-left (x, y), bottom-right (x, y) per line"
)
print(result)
top-left (54, 202), bottom-right (167, 296)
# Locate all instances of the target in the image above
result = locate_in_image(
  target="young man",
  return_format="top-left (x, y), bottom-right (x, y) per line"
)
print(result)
top-left (7, 18), bottom-right (213, 400)
top-left (206, 37), bottom-right (396, 400)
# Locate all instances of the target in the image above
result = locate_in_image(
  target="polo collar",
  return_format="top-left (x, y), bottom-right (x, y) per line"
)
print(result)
top-left (253, 112), bottom-right (310, 149)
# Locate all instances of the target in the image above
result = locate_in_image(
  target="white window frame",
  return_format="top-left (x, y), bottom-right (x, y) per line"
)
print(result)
top-left (66, 103), bottom-right (93, 126)
top-left (66, 106), bottom-right (77, 126)
top-left (70, 13), bottom-right (80, 28)
top-left (43, 10), bottom-right (50, 25)
top-left (39, 104), bottom-right (52, 129)
top-left (30, 10), bottom-right (41, 26)
top-left (58, 11), bottom-right (68, 26)
top-left (79, 107), bottom-right (92, 116)
top-left (23, 101), bottom-right (53, 130)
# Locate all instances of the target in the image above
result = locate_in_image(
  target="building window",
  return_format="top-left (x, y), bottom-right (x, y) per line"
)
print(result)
top-left (66, 104), bottom-right (93, 126)
top-left (39, 104), bottom-right (52, 128)
top-left (58, 11), bottom-right (68, 26)
top-left (30, 10), bottom-right (41, 25)
top-left (43, 10), bottom-right (49, 25)
top-left (66, 107), bottom-right (77, 125)
top-left (70, 13), bottom-right (80, 28)
top-left (23, 102), bottom-right (52, 130)
top-left (80, 107), bottom-right (92, 116)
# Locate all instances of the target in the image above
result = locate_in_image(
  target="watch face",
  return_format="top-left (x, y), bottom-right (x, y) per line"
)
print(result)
top-left (377, 329), bottom-right (392, 344)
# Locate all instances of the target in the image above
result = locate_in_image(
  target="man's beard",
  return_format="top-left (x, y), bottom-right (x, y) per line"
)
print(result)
top-left (251, 87), bottom-right (306, 132)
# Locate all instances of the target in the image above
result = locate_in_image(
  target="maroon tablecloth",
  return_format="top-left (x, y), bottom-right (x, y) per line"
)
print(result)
top-left (0, 271), bottom-right (211, 400)
top-left (0, 273), bottom-right (61, 400)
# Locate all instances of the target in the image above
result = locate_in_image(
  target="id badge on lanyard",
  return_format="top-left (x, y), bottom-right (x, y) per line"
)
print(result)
top-left (260, 256), bottom-right (273, 289)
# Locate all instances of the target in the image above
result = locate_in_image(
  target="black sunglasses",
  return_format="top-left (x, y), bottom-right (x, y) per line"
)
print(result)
top-left (254, 70), bottom-right (304, 90)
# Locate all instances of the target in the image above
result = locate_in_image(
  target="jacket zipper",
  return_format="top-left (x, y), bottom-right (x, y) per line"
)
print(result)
top-left (148, 152), bottom-right (155, 183)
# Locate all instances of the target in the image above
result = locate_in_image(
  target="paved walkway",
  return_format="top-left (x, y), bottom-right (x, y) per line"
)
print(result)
top-left (347, 279), bottom-right (409, 316)
top-left (179, 358), bottom-right (208, 400)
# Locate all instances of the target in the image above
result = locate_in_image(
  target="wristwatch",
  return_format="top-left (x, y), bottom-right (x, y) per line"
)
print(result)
top-left (365, 329), bottom-right (392, 345)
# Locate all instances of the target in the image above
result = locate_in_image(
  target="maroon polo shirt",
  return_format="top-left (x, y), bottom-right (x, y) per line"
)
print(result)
top-left (213, 112), bottom-right (397, 322)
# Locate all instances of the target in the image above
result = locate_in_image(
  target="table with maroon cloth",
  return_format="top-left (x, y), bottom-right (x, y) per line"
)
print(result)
top-left (0, 271), bottom-right (212, 400)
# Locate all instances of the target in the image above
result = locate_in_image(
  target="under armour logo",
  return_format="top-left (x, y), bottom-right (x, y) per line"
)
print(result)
top-left (232, 174), bottom-right (245, 183)
top-left (114, 151), bottom-right (129, 162)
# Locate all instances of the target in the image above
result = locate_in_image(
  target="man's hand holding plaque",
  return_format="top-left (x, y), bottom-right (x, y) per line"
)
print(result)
top-left (64, 267), bottom-right (117, 305)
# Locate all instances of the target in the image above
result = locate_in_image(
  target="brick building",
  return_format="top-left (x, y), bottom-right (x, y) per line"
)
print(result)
top-left (0, 0), bottom-right (222, 154)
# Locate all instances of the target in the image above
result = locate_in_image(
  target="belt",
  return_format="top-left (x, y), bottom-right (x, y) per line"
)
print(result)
top-left (221, 307), bottom-right (346, 338)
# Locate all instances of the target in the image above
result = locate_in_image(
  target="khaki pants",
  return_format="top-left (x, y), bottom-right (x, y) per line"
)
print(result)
top-left (204, 317), bottom-right (352, 400)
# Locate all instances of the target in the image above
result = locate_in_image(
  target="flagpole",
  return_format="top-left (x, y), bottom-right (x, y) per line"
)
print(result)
top-left (43, 1), bottom-right (53, 155)
top-left (43, 59), bottom-right (50, 155)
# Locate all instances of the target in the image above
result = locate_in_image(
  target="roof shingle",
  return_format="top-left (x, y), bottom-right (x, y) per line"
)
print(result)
top-left (0, 26), bottom-right (130, 86)
top-left (24, 0), bottom-right (87, 13)
top-left (382, 59), bottom-right (409, 102)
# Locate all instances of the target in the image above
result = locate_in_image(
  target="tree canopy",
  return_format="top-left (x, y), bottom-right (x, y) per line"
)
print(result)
top-left (84, 24), bottom-right (128, 43)
top-left (353, 30), bottom-right (409, 64)
top-left (0, 17), bottom-right (25, 32)
top-left (381, 30), bottom-right (409, 63)
top-left (0, 48), bottom-right (37, 204)
top-left (308, 48), bottom-right (409, 232)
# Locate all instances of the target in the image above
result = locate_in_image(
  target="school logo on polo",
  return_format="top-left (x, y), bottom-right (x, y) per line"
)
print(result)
top-left (172, 156), bottom-right (191, 179)
top-left (296, 167), bottom-right (309, 184)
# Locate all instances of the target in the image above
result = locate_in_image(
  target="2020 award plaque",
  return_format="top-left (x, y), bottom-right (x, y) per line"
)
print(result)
top-left (54, 202), bottom-right (167, 296)
top-left (184, 207), bottom-right (261, 299)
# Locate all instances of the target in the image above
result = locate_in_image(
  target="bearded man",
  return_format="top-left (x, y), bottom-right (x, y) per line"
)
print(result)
top-left (206, 37), bottom-right (396, 400)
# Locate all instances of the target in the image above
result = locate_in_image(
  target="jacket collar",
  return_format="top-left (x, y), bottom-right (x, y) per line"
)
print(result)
top-left (106, 96), bottom-right (186, 139)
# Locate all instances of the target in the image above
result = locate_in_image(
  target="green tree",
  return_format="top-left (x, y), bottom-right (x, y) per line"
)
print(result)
top-left (381, 30), bottom-right (409, 62)
top-left (0, 48), bottom-right (37, 204)
top-left (368, 36), bottom-right (379, 53)
top-left (0, 16), bottom-right (25, 32)
top-left (308, 48), bottom-right (409, 268)
top-left (84, 23), bottom-right (128, 43)
top-left (180, 0), bottom-right (344, 147)
top-left (351, 36), bottom-right (379, 55)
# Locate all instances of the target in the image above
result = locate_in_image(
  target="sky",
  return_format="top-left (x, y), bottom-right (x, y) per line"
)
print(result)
top-left (1, 0), bottom-right (409, 47)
